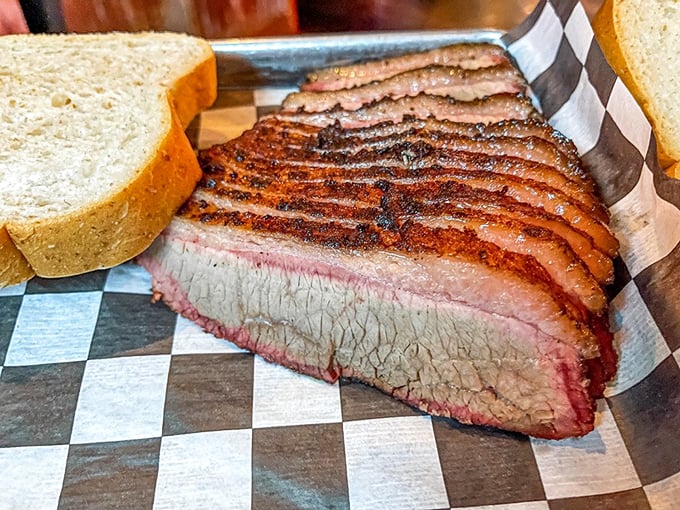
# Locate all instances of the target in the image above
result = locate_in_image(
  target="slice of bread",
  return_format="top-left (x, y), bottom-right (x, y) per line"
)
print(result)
top-left (593, 0), bottom-right (680, 170)
top-left (0, 32), bottom-right (216, 287)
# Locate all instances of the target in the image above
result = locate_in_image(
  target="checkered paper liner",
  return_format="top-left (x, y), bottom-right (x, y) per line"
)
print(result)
top-left (1, 0), bottom-right (679, 508)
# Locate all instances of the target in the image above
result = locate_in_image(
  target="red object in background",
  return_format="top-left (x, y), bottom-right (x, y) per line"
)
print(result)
top-left (296, 0), bottom-right (604, 33)
top-left (0, 0), bottom-right (29, 34)
top-left (59, 0), bottom-right (298, 37)
top-left (297, 0), bottom-right (540, 32)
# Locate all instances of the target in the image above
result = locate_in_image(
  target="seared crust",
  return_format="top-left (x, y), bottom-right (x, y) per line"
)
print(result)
top-left (318, 117), bottom-right (582, 163)
top-left (228, 121), bottom-right (603, 218)
top-left (202, 141), bottom-right (619, 258)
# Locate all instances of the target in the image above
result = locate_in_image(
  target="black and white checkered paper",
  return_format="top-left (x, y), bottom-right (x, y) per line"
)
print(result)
top-left (1, 1), bottom-right (679, 508)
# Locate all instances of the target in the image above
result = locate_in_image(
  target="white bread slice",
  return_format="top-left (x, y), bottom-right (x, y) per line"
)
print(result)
top-left (0, 32), bottom-right (216, 287)
top-left (593, 0), bottom-right (680, 171)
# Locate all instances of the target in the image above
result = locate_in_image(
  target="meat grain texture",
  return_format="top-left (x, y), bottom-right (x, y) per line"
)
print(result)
top-left (138, 43), bottom-right (619, 439)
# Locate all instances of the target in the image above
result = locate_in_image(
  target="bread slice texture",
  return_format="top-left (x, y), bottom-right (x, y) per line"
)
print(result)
top-left (593, 0), bottom-right (680, 169)
top-left (0, 32), bottom-right (216, 287)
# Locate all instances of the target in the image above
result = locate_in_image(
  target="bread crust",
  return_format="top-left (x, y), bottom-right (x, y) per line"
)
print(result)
top-left (170, 52), bottom-right (218, 128)
top-left (0, 36), bottom-right (216, 286)
top-left (0, 226), bottom-right (35, 286)
top-left (668, 162), bottom-right (680, 180)
top-left (593, 0), bottom-right (676, 169)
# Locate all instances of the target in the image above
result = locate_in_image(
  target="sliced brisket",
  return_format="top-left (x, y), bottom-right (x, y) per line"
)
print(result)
top-left (187, 182), bottom-right (606, 314)
top-left (247, 117), bottom-right (588, 186)
top-left (200, 144), bottom-right (619, 258)
top-left (285, 63), bottom-right (526, 112)
top-left (317, 117), bottom-right (582, 164)
top-left (314, 132), bottom-right (591, 190)
top-left (141, 218), bottom-right (597, 437)
top-left (272, 92), bottom-right (540, 127)
top-left (303, 42), bottom-right (512, 91)
top-left (227, 122), bottom-right (604, 220)
top-left (139, 42), bottom-right (618, 439)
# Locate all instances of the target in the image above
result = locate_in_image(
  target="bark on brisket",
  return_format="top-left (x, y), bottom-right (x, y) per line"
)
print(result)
top-left (313, 131), bottom-right (592, 190)
top-left (190, 180), bottom-right (607, 314)
top-left (195, 162), bottom-right (614, 286)
top-left (200, 144), bottom-right (619, 258)
top-left (270, 116), bottom-right (581, 164)
top-left (232, 117), bottom-right (593, 189)
top-left (227, 125), bottom-right (605, 220)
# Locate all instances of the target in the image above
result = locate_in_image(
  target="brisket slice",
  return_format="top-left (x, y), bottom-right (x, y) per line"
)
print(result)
top-left (231, 117), bottom-right (590, 190)
top-left (318, 117), bottom-right (582, 164)
top-left (228, 147), bottom-right (604, 223)
top-left (203, 142), bottom-right (619, 258)
top-left (204, 164), bottom-right (613, 284)
top-left (189, 181), bottom-right (607, 314)
top-left (249, 116), bottom-right (591, 190)
top-left (272, 92), bottom-right (540, 128)
top-left (141, 45), bottom-right (618, 439)
top-left (303, 42), bottom-right (511, 91)
top-left (314, 131), bottom-right (591, 190)
top-left (285, 63), bottom-right (526, 112)
top-left (139, 216), bottom-right (602, 439)
top-left (228, 120), bottom-right (604, 220)
top-left (266, 117), bottom-right (581, 165)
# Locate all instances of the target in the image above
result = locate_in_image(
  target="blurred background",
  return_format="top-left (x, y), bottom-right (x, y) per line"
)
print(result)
top-left (2, 0), bottom-right (602, 37)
